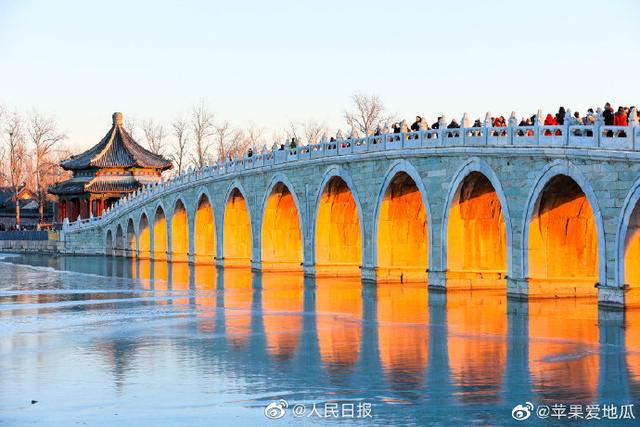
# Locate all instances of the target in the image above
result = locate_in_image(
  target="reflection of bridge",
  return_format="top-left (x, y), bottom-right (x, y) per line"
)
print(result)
top-left (14, 255), bottom-right (638, 418)
top-left (61, 119), bottom-right (640, 307)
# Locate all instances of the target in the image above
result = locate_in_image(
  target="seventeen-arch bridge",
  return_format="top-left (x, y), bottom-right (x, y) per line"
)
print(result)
top-left (62, 117), bottom-right (640, 307)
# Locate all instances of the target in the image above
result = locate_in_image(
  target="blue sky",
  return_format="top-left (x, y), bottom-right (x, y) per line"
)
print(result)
top-left (1, 0), bottom-right (639, 151)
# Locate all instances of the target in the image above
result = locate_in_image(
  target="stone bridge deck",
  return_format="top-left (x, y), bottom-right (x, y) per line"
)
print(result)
top-left (62, 121), bottom-right (640, 307)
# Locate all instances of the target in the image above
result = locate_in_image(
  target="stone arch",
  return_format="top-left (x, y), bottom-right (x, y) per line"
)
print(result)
top-left (312, 166), bottom-right (364, 277)
top-left (261, 174), bottom-right (304, 271)
top-left (170, 196), bottom-right (189, 262)
top-left (194, 188), bottom-right (216, 264)
top-left (222, 181), bottom-right (253, 267)
top-left (153, 202), bottom-right (168, 261)
top-left (115, 224), bottom-right (124, 257)
top-left (372, 160), bottom-right (431, 283)
top-left (522, 160), bottom-right (605, 296)
top-left (138, 211), bottom-right (151, 259)
top-left (617, 175), bottom-right (640, 304)
top-left (105, 229), bottom-right (113, 256)
top-left (441, 158), bottom-right (512, 285)
top-left (126, 217), bottom-right (137, 257)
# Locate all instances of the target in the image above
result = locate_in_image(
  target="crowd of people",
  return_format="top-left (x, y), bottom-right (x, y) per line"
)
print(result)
top-left (238, 103), bottom-right (637, 159)
top-left (395, 102), bottom-right (637, 133)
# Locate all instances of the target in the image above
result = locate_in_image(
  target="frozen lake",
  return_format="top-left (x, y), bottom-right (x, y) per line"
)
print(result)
top-left (0, 254), bottom-right (639, 426)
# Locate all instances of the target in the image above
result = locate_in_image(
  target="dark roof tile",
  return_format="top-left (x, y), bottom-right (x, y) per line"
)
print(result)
top-left (61, 112), bottom-right (172, 171)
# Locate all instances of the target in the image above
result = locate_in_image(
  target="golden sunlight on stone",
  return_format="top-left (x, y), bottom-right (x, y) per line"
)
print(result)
top-left (194, 195), bottom-right (216, 265)
top-left (261, 183), bottom-right (303, 271)
top-left (377, 173), bottom-right (428, 283)
top-left (138, 213), bottom-right (151, 259)
top-left (315, 177), bottom-right (361, 277)
top-left (528, 175), bottom-right (598, 297)
top-left (447, 172), bottom-right (506, 289)
top-left (153, 207), bottom-right (168, 261)
top-left (624, 202), bottom-right (640, 306)
top-left (223, 189), bottom-right (252, 267)
top-left (171, 200), bottom-right (189, 263)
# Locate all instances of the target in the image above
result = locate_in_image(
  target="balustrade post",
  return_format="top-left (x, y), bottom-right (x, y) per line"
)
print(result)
top-left (595, 107), bottom-right (604, 147)
top-left (563, 108), bottom-right (572, 146)
top-left (508, 111), bottom-right (517, 145)
top-left (534, 109), bottom-right (542, 145)
top-left (483, 112), bottom-right (491, 145)
top-left (461, 112), bottom-right (470, 145)
top-left (630, 107), bottom-right (639, 150)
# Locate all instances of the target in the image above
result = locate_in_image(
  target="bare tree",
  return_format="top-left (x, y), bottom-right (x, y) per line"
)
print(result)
top-left (124, 115), bottom-right (139, 140)
top-left (344, 92), bottom-right (393, 135)
top-left (0, 106), bottom-right (6, 186)
top-left (214, 120), bottom-right (234, 162)
top-left (191, 102), bottom-right (215, 168)
top-left (142, 118), bottom-right (165, 156)
top-left (285, 122), bottom-right (302, 145)
top-left (2, 111), bottom-right (26, 227)
top-left (245, 124), bottom-right (264, 149)
top-left (27, 111), bottom-right (67, 223)
top-left (287, 120), bottom-right (327, 145)
top-left (170, 117), bottom-right (190, 175)
top-left (228, 130), bottom-right (253, 159)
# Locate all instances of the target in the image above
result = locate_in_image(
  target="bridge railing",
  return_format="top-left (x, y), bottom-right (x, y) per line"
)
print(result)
top-left (63, 116), bottom-right (640, 233)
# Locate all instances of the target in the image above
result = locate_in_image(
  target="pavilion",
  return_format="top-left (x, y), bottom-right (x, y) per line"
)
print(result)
top-left (49, 112), bottom-right (172, 221)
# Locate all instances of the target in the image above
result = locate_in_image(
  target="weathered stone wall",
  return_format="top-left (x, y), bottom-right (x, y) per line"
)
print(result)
top-left (0, 240), bottom-right (65, 254)
top-left (62, 224), bottom-right (105, 255)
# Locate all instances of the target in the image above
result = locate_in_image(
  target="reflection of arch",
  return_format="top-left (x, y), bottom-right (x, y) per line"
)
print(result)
top-left (261, 272), bottom-right (304, 361)
top-left (126, 218), bottom-right (137, 257)
top-left (377, 284), bottom-right (428, 389)
top-left (223, 183), bottom-right (253, 267)
top-left (153, 204), bottom-right (168, 261)
top-left (223, 268), bottom-right (253, 348)
top-left (261, 175), bottom-right (304, 271)
top-left (447, 290), bottom-right (506, 403)
top-left (373, 160), bottom-right (431, 283)
top-left (105, 229), bottom-right (113, 256)
top-left (312, 167), bottom-right (364, 277)
top-left (115, 224), bottom-right (124, 256)
top-left (194, 191), bottom-right (216, 264)
top-left (528, 298), bottom-right (599, 402)
top-left (442, 159), bottom-right (512, 278)
top-left (138, 211), bottom-right (151, 259)
top-left (171, 197), bottom-right (189, 262)
top-left (315, 277), bottom-right (362, 374)
top-left (523, 161), bottom-right (604, 296)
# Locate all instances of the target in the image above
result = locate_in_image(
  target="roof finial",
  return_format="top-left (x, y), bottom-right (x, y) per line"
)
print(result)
top-left (112, 112), bottom-right (123, 126)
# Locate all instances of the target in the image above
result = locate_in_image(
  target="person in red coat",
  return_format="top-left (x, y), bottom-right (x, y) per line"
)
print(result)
top-left (543, 113), bottom-right (557, 136)
top-left (614, 106), bottom-right (629, 126)
top-left (614, 106), bottom-right (629, 137)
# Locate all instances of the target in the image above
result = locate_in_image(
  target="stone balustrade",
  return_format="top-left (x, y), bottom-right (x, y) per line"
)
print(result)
top-left (63, 116), bottom-right (640, 233)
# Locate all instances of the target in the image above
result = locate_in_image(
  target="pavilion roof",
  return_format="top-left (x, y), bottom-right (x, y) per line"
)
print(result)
top-left (60, 112), bottom-right (172, 171)
top-left (49, 175), bottom-right (152, 196)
